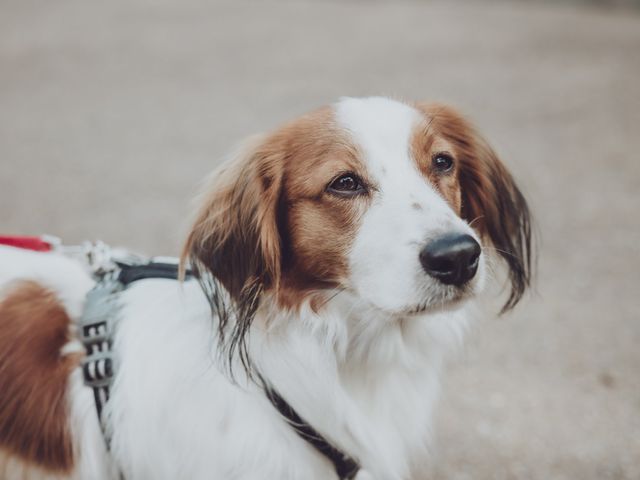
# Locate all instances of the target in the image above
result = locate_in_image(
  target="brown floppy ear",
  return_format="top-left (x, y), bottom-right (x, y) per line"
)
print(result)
top-left (420, 104), bottom-right (533, 312)
top-left (181, 136), bottom-right (284, 370)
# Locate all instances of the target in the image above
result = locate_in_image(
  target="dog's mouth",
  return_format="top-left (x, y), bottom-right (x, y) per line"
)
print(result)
top-left (400, 287), bottom-right (474, 317)
top-left (351, 276), bottom-right (479, 319)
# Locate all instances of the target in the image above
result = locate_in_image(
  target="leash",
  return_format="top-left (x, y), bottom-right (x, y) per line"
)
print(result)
top-left (261, 378), bottom-right (361, 480)
top-left (2, 235), bottom-right (362, 479)
top-left (0, 235), bottom-right (56, 251)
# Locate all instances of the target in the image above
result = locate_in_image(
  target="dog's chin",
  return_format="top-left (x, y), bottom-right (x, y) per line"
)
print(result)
top-left (351, 280), bottom-right (479, 320)
top-left (394, 287), bottom-right (476, 318)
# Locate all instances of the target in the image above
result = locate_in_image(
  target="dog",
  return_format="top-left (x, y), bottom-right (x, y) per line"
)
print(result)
top-left (0, 97), bottom-right (532, 480)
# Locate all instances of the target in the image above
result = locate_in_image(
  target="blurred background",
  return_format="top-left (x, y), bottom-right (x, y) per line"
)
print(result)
top-left (1, 0), bottom-right (639, 478)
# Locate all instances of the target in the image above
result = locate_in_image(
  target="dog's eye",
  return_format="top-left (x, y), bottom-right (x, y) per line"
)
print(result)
top-left (432, 153), bottom-right (454, 173)
top-left (327, 173), bottom-right (366, 196)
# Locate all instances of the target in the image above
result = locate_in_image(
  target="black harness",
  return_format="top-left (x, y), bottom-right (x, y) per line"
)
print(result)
top-left (262, 380), bottom-right (361, 479)
top-left (80, 261), bottom-right (361, 480)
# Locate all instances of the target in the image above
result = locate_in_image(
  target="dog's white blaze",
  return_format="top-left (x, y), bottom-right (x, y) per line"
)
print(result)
top-left (335, 97), bottom-right (484, 313)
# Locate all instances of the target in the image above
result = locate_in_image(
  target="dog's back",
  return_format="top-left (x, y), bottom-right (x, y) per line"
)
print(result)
top-left (0, 246), bottom-right (108, 480)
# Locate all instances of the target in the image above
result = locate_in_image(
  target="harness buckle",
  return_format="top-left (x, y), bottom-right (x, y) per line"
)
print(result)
top-left (52, 239), bottom-right (147, 277)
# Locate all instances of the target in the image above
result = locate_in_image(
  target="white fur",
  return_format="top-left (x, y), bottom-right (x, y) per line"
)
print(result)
top-left (335, 97), bottom-right (486, 314)
top-left (0, 97), bottom-right (487, 480)
top-left (0, 245), bottom-right (93, 318)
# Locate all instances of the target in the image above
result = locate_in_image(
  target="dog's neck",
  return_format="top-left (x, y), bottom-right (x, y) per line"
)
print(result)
top-left (248, 292), bottom-right (470, 478)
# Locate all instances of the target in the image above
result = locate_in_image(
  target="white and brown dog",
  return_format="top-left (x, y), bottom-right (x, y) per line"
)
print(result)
top-left (0, 97), bottom-right (532, 480)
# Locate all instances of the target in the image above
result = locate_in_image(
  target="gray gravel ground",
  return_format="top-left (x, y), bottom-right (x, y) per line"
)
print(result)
top-left (1, 1), bottom-right (639, 478)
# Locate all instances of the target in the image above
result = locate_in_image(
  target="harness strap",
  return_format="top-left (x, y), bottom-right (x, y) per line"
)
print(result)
top-left (117, 262), bottom-right (189, 284)
top-left (73, 242), bottom-right (360, 478)
top-left (80, 273), bottom-right (123, 423)
top-left (79, 262), bottom-right (192, 439)
top-left (262, 380), bottom-right (361, 480)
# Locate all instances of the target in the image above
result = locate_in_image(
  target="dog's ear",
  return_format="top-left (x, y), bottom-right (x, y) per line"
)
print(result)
top-left (419, 103), bottom-right (533, 312)
top-left (181, 136), bottom-right (284, 370)
top-left (183, 136), bottom-right (283, 299)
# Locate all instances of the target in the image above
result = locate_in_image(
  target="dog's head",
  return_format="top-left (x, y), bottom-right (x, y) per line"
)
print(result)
top-left (183, 97), bottom-right (532, 367)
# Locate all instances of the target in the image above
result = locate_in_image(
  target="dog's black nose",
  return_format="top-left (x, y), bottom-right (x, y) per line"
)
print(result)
top-left (420, 234), bottom-right (481, 286)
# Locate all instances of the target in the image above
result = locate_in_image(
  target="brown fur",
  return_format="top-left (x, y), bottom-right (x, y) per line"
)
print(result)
top-left (276, 111), bottom-right (369, 308)
top-left (415, 103), bottom-right (533, 310)
top-left (411, 124), bottom-right (462, 212)
top-left (183, 107), bottom-right (367, 311)
top-left (0, 281), bottom-right (78, 473)
top-left (182, 108), bottom-right (369, 370)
